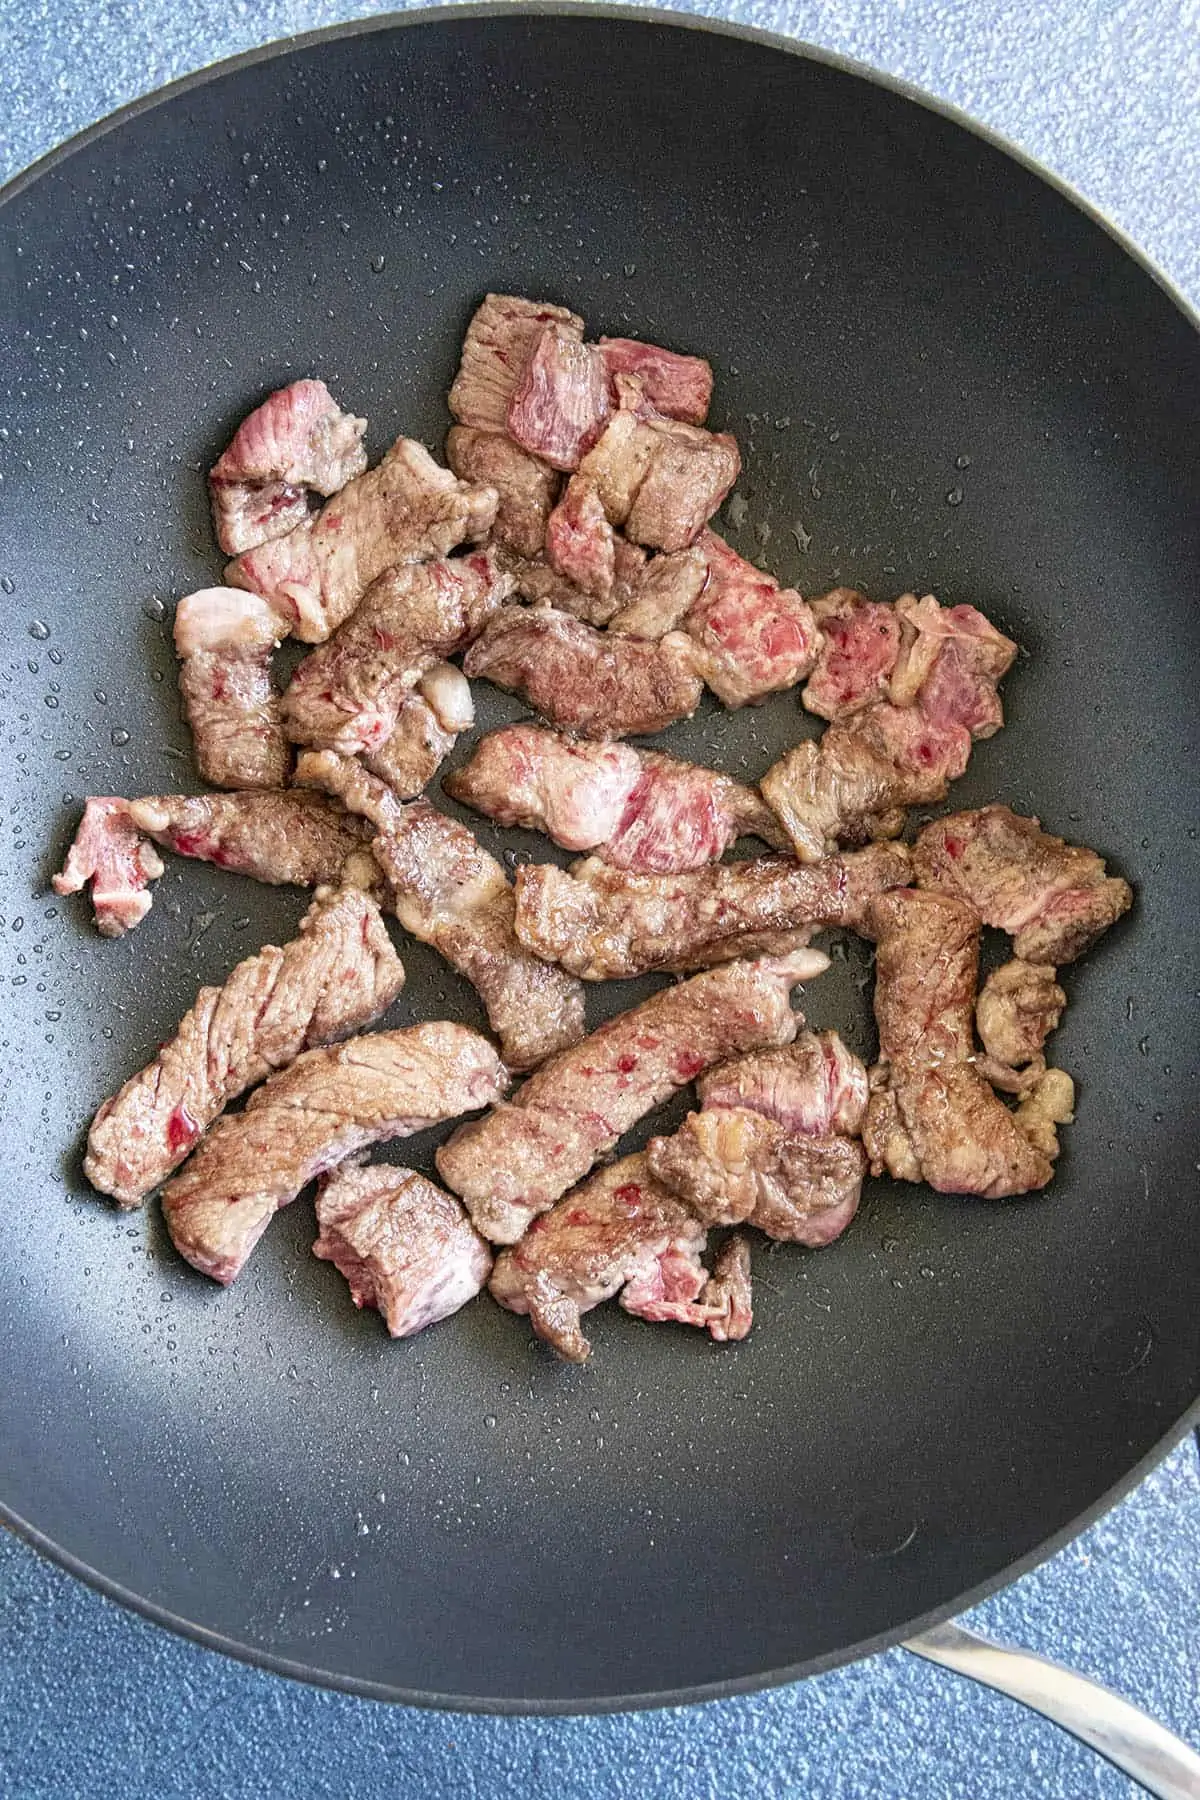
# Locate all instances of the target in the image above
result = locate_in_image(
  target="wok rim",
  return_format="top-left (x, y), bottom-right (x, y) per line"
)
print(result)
top-left (1, 1), bottom-right (1196, 1715)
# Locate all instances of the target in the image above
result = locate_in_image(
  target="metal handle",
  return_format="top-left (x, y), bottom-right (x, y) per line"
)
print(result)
top-left (906, 1620), bottom-right (1200, 1800)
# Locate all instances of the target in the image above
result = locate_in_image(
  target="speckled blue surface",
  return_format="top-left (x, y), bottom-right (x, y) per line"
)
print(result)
top-left (1, 4), bottom-right (1198, 1796)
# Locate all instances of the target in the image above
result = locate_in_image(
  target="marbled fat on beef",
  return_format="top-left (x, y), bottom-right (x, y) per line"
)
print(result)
top-left (174, 587), bottom-right (290, 789)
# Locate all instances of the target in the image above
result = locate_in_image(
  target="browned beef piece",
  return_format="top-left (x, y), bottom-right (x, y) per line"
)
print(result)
top-left (281, 551), bottom-right (512, 757)
top-left (445, 724), bottom-right (784, 873)
top-left (85, 889), bottom-right (405, 1207)
top-left (647, 1031), bottom-right (868, 1246)
top-left (52, 799), bottom-right (165, 937)
top-left (161, 1022), bottom-right (507, 1285)
top-left (225, 438), bottom-right (498, 642)
top-left (861, 887), bottom-right (1070, 1196)
top-left (448, 294), bottom-right (586, 432)
top-left (208, 379), bottom-right (367, 555)
top-left (764, 596), bottom-right (1018, 860)
top-left (912, 806), bottom-right (1133, 964)
top-left (462, 605), bottom-right (704, 739)
top-left (555, 405), bottom-right (740, 554)
top-left (362, 663), bottom-right (474, 799)
top-left (503, 537), bottom-right (649, 627)
top-left (513, 841), bottom-right (909, 980)
top-left (446, 425), bottom-right (559, 558)
top-left (174, 588), bottom-right (290, 790)
top-left (801, 589), bottom-right (902, 721)
top-left (507, 323), bottom-right (611, 470)
top-left (597, 338), bottom-right (713, 425)
top-left (976, 960), bottom-right (1067, 1071)
top-left (436, 950), bottom-right (820, 1244)
top-left (678, 530), bottom-right (818, 706)
top-left (126, 790), bottom-right (379, 895)
top-left (314, 1157), bottom-right (492, 1338)
top-left (544, 477), bottom-right (615, 599)
top-left (606, 543), bottom-right (708, 637)
top-left (488, 1154), bottom-right (751, 1362)
top-left (296, 751), bottom-right (585, 1071)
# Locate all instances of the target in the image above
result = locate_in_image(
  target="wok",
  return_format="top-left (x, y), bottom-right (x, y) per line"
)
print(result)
top-left (1, 6), bottom-right (1197, 1713)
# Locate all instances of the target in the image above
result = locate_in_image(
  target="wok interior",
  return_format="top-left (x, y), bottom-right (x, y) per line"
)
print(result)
top-left (0, 14), bottom-right (1197, 1706)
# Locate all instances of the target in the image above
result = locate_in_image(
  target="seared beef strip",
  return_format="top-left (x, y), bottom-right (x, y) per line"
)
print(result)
top-left (762, 596), bottom-right (1017, 861)
top-left (801, 588), bottom-right (901, 721)
top-left (513, 841), bottom-right (909, 980)
top-left (648, 1031), bottom-right (868, 1245)
top-left (174, 587), bottom-right (290, 790)
top-left (436, 949), bottom-right (822, 1244)
top-left (162, 1021), bottom-right (507, 1285)
top-left (225, 438), bottom-right (498, 642)
top-left (605, 542), bottom-right (707, 637)
top-left (314, 1157), bottom-right (492, 1338)
top-left (506, 536), bottom-right (649, 627)
top-left (127, 790), bottom-right (379, 892)
top-left (861, 887), bottom-right (1070, 1196)
top-left (462, 605), bottom-right (704, 739)
top-left (552, 401), bottom-right (740, 555)
top-left (976, 959), bottom-right (1066, 1071)
top-left (446, 426), bottom-right (559, 559)
top-left (296, 751), bottom-right (585, 1070)
top-left (445, 724), bottom-right (784, 872)
top-left (208, 378), bottom-right (367, 556)
top-left (597, 338), bottom-right (713, 425)
top-left (489, 1155), bottom-right (751, 1361)
top-left (85, 889), bottom-right (405, 1207)
top-left (507, 323), bottom-right (611, 470)
top-left (52, 799), bottom-right (165, 937)
top-left (913, 805), bottom-right (1133, 964)
top-left (281, 550), bottom-right (512, 757)
top-left (544, 477), bottom-right (616, 599)
top-left (363, 662), bottom-right (474, 799)
top-left (448, 294), bottom-right (586, 432)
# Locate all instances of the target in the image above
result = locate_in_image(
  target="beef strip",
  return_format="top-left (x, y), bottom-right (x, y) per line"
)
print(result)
top-left (488, 1155), bottom-right (751, 1361)
top-left (513, 841), bottom-right (909, 979)
top-left (860, 887), bottom-right (1069, 1196)
top-left (225, 438), bottom-right (498, 642)
top-left (801, 588), bottom-right (902, 721)
top-left (85, 888), bottom-right (405, 1207)
top-left (281, 550), bottom-right (512, 757)
top-left (161, 1021), bottom-right (507, 1285)
top-left (436, 949), bottom-right (822, 1244)
top-left (647, 1030), bottom-right (868, 1245)
top-left (554, 402), bottom-right (740, 555)
top-left (314, 1156), bottom-right (492, 1338)
top-left (208, 379), bottom-right (367, 555)
top-left (462, 605), bottom-right (704, 739)
top-left (976, 959), bottom-right (1066, 1071)
top-left (52, 798), bottom-right (165, 936)
top-left (597, 338), bottom-right (713, 425)
top-left (448, 294), bottom-right (586, 432)
top-left (912, 805), bottom-right (1133, 964)
top-left (444, 724), bottom-right (785, 873)
top-left (174, 587), bottom-right (290, 789)
top-left (362, 662), bottom-right (474, 798)
top-left (446, 425), bottom-right (559, 559)
top-left (126, 790), bottom-right (379, 894)
top-left (296, 750), bottom-right (585, 1071)
top-left (605, 543), bottom-right (708, 638)
top-left (507, 323), bottom-right (611, 470)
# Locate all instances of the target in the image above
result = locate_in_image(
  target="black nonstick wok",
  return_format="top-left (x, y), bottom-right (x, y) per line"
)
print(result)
top-left (1, 6), bottom-right (1197, 1716)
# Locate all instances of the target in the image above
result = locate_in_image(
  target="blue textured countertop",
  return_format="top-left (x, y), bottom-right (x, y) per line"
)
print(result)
top-left (2, 5), bottom-right (1197, 1797)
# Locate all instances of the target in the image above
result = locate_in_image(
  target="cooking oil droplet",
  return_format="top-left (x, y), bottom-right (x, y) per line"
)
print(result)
top-left (28, 618), bottom-right (50, 639)
top-left (945, 487), bottom-right (964, 507)
top-left (483, 1414), bottom-right (496, 1428)
top-left (955, 453), bottom-right (972, 469)
top-left (142, 595), bottom-right (165, 621)
top-left (1, 576), bottom-right (16, 595)
top-left (370, 254), bottom-right (386, 273)
top-left (111, 728), bottom-right (130, 747)
top-left (94, 688), bottom-right (108, 705)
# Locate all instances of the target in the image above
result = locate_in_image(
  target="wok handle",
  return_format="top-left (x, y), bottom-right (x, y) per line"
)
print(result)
top-left (905, 1621), bottom-right (1200, 1799)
